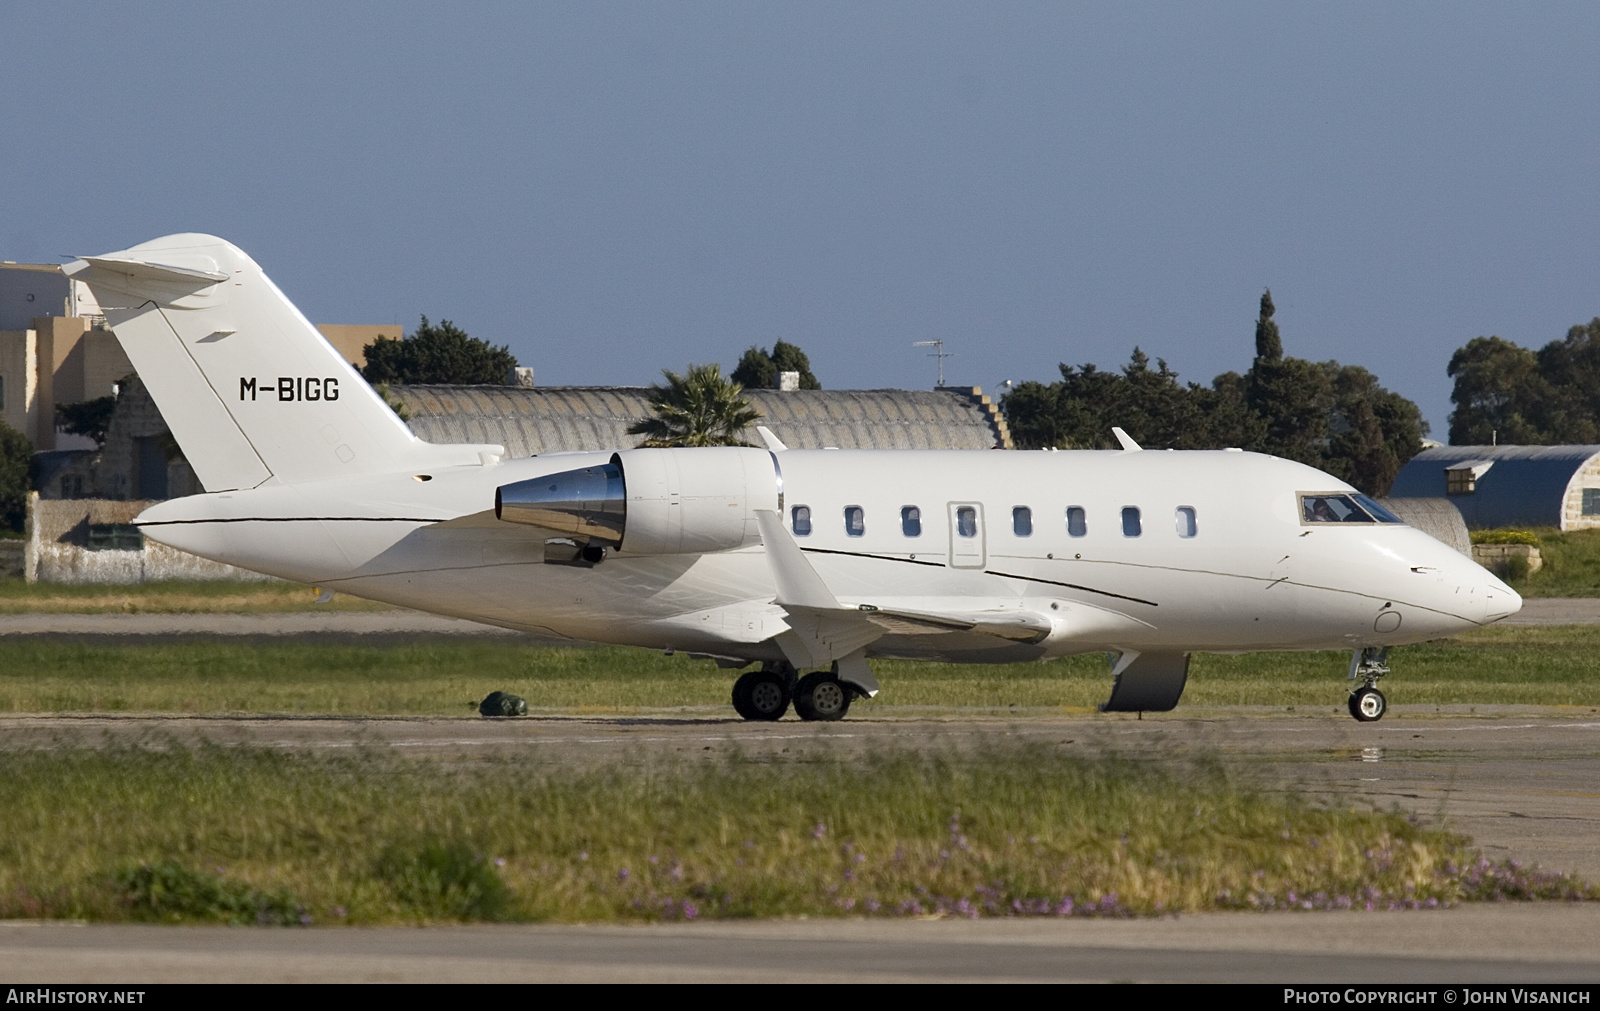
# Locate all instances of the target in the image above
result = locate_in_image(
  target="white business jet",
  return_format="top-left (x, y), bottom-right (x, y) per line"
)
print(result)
top-left (63, 235), bottom-right (1520, 723)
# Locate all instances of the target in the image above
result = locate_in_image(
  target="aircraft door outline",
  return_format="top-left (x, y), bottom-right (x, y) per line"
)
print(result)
top-left (947, 502), bottom-right (986, 569)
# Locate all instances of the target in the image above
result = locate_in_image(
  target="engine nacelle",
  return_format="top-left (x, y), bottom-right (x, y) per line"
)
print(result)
top-left (495, 447), bottom-right (781, 556)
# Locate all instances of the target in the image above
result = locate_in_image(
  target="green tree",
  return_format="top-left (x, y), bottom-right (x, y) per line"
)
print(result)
top-left (628, 364), bottom-right (763, 448)
top-left (1004, 350), bottom-right (1258, 451)
top-left (361, 316), bottom-right (518, 385)
top-left (1446, 336), bottom-right (1548, 445)
top-left (1254, 289), bottom-right (1283, 361)
top-left (1535, 319), bottom-right (1600, 443)
top-left (731, 340), bottom-right (821, 389)
top-left (1322, 364), bottom-right (1427, 495)
top-left (0, 419), bottom-right (31, 532)
top-left (55, 396), bottom-right (117, 446)
top-left (1244, 291), bottom-right (1335, 467)
top-left (1002, 290), bottom-right (1425, 496)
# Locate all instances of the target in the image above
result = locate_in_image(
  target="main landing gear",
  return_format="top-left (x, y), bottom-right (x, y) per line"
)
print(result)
top-left (1347, 647), bottom-right (1390, 723)
top-left (731, 662), bottom-right (856, 722)
top-left (731, 665), bottom-right (793, 721)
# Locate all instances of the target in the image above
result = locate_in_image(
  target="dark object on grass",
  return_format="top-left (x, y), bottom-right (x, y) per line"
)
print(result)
top-left (479, 691), bottom-right (527, 717)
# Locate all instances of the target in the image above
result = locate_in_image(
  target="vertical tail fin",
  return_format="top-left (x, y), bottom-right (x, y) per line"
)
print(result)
top-left (64, 234), bottom-right (500, 490)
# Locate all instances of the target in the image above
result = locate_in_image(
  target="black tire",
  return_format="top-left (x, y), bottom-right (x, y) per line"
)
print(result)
top-left (793, 671), bottom-right (852, 722)
top-left (1349, 686), bottom-right (1386, 723)
top-left (732, 670), bottom-right (789, 721)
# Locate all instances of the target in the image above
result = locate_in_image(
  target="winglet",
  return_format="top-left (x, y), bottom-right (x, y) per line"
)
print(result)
top-left (1111, 427), bottom-right (1142, 452)
top-left (756, 426), bottom-right (788, 452)
top-left (753, 509), bottom-right (839, 609)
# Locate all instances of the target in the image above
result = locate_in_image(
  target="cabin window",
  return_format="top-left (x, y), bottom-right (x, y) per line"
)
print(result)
top-left (955, 506), bottom-right (978, 538)
top-left (1584, 488), bottom-right (1600, 516)
top-left (844, 505), bottom-right (865, 537)
top-left (1066, 506), bottom-right (1087, 537)
top-left (901, 506), bottom-right (922, 537)
top-left (1121, 507), bottom-right (1141, 537)
top-left (1175, 506), bottom-right (1197, 538)
top-left (1301, 494), bottom-right (1377, 524)
top-left (792, 505), bottom-right (812, 536)
top-left (1012, 506), bottom-right (1032, 537)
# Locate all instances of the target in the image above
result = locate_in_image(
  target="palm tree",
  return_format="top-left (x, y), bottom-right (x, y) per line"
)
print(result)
top-left (628, 363), bottom-right (762, 447)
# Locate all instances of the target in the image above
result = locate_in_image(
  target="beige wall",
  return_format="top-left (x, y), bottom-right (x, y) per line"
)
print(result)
top-left (316, 324), bottom-right (396, 369)
top-left (81, 330), bottom-right (133, 401)
top-left (0, 329), bottom-right (41, 447)
top-left (38, 315), bottom-right (89, 403)
top-left (36, 316), bottom-right (132, 408)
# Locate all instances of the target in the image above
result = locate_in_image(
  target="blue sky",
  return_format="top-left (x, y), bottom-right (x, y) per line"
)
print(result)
top-left (5, 3), bottom-right (1599, 436)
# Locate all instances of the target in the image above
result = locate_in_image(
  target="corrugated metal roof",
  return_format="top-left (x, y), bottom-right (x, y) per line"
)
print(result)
top-left (394, 386), bottom-right (1008, 457)
top-left (1390, 445), bottom-right (1600, 529)
top-left (1377, 497), bottom-right (1470, 555)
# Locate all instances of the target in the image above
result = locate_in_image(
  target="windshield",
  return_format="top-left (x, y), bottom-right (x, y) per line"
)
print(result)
top-left (1352, 494), bottom-right (1403, 523)
top-left (1301, 493), bottom-right (1375, 524)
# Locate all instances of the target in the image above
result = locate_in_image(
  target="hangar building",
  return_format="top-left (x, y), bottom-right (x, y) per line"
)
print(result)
top-left (1388, 445), bottom-right (1600, 531)
top-left (393, 385), bottom-right (1013, 455)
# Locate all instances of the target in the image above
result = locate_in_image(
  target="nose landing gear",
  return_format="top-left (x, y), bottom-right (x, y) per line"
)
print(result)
top-left (1347, 647), bottom-right (1390, 722)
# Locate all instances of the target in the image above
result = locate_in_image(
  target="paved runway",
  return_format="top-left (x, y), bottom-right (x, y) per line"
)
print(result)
top-left (3, 905), bottom-right (1600, 982)
top-left (0, 595), bottom-right (1591, 638)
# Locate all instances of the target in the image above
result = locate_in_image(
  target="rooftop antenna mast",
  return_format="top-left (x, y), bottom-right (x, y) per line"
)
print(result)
top-left (912, 340), bottom-right (955, 388)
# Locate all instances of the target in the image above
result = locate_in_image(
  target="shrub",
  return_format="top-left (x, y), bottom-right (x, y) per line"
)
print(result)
top-left (117, 860), bottom-right (304, 925)
top-left (1470, 529), bottom-right (1542, 547)
top-left (376, 840), bottom-right (509, 921)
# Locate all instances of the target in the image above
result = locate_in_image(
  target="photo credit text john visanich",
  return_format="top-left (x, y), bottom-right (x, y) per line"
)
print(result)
top-left (1285, 991), bottom-right (1592, 1005)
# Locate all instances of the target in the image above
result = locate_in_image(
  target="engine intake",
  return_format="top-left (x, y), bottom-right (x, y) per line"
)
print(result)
top-left (495, 447), bottom-right (781, 555)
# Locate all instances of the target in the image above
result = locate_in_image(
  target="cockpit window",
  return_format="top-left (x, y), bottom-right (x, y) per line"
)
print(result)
top-left (1301, 494), bottom-right (1379, 524)
top-left (1352, 494), bottom-right (1403, 523)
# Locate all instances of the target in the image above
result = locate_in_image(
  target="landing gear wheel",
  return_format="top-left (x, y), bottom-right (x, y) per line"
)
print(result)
top-left (793, 671), bottom-right (852, 722)
top-left (732, 670), bottom-right (790, 721)
top-left (1349, 686), bottom-right (1387, 723)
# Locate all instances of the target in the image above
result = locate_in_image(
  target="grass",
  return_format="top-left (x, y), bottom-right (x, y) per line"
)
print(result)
top-left (0, 744), bottom-right (1586, 924)
top-left (0, 624), bottom-right (1595, 715)
top-left (1502, 528), bottom-right (1600, 598)
top-left (0, 579), bottom-right (395, 614)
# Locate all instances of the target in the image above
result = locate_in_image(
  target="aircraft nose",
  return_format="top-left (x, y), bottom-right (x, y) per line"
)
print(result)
top-left (1481, 575), bottom-right (1522, 624)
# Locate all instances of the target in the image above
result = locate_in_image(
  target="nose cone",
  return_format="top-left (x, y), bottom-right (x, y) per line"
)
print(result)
top-left (1481, 573), bottom-right (1522, 624)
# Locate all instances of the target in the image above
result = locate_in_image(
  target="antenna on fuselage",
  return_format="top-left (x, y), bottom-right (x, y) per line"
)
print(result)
top-left (1111, 427), bottom-right (1143, 452)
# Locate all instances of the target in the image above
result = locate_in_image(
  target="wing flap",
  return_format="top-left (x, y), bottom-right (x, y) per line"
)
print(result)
top-left (860, 605), bottom-right (1053, 643)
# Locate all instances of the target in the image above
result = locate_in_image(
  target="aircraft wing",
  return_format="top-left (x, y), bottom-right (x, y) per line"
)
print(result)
top-left (854, 604), bottom-right (1053, 643)
top-left (753, 510), bottom-right (1055, 672)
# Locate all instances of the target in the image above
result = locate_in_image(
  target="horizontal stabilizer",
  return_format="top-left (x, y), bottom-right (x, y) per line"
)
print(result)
top-left (73, 255), bottom-right (229, 284)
